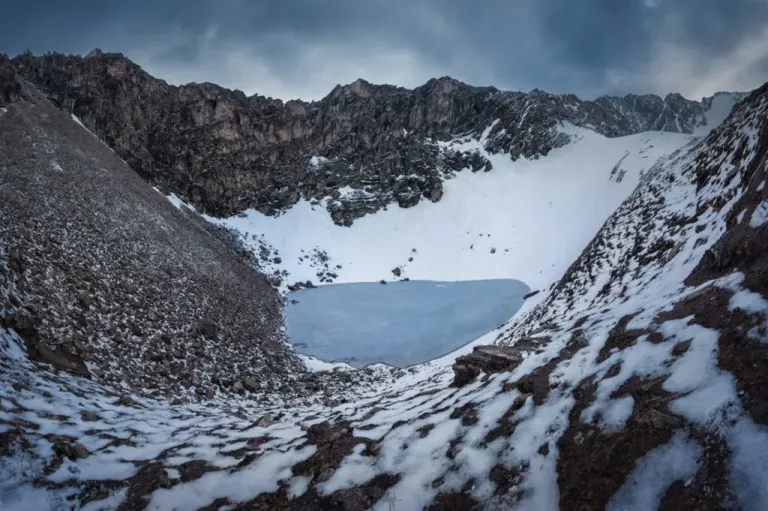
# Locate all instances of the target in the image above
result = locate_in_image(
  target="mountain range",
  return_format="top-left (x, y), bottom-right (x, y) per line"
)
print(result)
top-left (6, 51), bottom-right (745, 225)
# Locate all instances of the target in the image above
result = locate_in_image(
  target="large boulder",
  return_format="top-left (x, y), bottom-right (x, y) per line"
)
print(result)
top-left (452, 345), bottom-right (527, 386)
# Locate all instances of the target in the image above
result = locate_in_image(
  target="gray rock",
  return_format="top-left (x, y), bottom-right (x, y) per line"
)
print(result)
top-left (9, 52), bottom-right (733, 227)
top-left (255, 413), bottom-right (276, 427)
top-left (194, 319), bottom-right (218, 339)
top-left (452, 345), bottom-right (527, 386)
top-left (52, 440), bottom-right (90, 460)
top-left (242, 376), bottom-right (259, 392)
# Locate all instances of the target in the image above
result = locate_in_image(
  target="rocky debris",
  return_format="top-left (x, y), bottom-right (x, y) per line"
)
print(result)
top-left (25, 337), bottom-right (90, 377)
top-left (452, 345), bottom-right (534, 386)
top-left (80, 410), bottom-right (100, 422)
top-left (391, 267), bottom-right (402, 277)
top-left (8, 51), bottom-right (741, 226)
top-left (193, 319), bottom-right (218, 339)
top-left (522, 290), bottom-right (540, 299)
top-left (241, 376), bottom-right (259, 392)
top-left (297, 248), bottom-right (338, 284)
top-left (0, 78), bottom-right (308, 397)
top-left (0, 429), bottom-right (22, 457)
top-left (52, 439), bottom-right (90, 460)
top-left (294, 420), bottom-right (377, 488)
top-left (287, 280), bottom-right (317, 292)
top-left (119, 463), bottom-right (172, 510)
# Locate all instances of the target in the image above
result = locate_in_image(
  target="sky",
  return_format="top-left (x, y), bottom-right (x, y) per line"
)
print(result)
top-left (2, 0), bottom-right (768, 101)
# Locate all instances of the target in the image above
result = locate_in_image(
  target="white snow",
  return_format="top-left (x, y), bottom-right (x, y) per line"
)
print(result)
top-left (166, 193), bottom-right (193, 211)
top-left (607, 433), bottom-right (701, 511)
top-left (694, 93), bottom-right (745, 136)
top-left (297, 354), bottom-right (355, 372)
top-left (750, 200), bottom-right (768, 228)
top-left (308, 155), bottom-right (329, 169)
top-left (203, 127), bottom-right (694, 292)
top-left (71, 114), bottom-right (93, 134)
top-left (729, 288), bottom-right (768, 314)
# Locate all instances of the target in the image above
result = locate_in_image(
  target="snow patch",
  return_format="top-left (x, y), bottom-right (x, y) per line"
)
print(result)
top-left (750, 200), bottom-right (768, 228)
top-left (214, 128), bottom-right (694, 292)
top-left (607, 433), bottom-right (701, 511)
top-left (309, 155), bottom-right (329, 169)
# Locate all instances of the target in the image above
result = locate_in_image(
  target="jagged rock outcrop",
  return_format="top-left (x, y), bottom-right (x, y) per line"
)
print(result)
top-left (8, 51), bottom-right (743, 225)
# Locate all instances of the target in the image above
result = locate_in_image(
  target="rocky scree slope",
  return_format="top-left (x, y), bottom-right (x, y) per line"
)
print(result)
top-left (2, 73), bottom-right (768, 509)
top-left (8, 50), bottom-right (743, 226)
top-left (0, 70), bottom-right (389, 402)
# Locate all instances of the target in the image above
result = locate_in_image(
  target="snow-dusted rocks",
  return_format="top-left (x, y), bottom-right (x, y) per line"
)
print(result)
top-left (2, 60), bottom-right (768, 510)
top-left (0, 76), bottom-right (380, 401)
top-left (452, 345), bottom-right (530, 386)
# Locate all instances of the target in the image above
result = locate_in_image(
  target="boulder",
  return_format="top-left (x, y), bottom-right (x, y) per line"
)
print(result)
top-left (452, 345), bottom-right (527, 386)
top-left (52, 440), bottom-right (90, 460)
top-left (242, 376), bottom-right (259, 392)
top-left (194, 319), bottom-right (218, 339)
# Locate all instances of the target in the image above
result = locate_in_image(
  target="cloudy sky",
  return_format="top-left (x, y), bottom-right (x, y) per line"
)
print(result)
top-left (3, 0), bottom-right (768, 101)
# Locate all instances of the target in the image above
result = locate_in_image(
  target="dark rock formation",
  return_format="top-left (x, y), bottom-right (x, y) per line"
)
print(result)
top-left (452, 345), bottom-right (529, 386)
top-left (0, 56), bottom-right (23, 106)
top-left (7, 51), bottom-right (743, 225)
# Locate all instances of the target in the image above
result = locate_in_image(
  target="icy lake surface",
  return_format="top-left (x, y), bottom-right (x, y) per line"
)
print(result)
top-left (284, 279), bottom-right (530, 367)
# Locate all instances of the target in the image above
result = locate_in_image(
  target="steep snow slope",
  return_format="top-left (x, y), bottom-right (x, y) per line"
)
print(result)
top-left (197, 126), bottom-right (695, 292)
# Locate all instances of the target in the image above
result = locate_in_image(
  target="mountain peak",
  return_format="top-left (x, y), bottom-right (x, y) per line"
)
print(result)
top-left (85, 47), bottom-right (104, 59)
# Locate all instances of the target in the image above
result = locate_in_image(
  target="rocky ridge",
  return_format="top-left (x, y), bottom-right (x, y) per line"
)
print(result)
top-left (8, 51), bottom-right (745, 225)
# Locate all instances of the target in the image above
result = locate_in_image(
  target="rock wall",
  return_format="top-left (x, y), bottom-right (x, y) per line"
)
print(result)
top-left (9, 51), bottom-right (731, 225)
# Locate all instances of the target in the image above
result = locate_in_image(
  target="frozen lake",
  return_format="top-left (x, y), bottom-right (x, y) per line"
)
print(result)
top-left (284, 279), bottom-right (530, 368)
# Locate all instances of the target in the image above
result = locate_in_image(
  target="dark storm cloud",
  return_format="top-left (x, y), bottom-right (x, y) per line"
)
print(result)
top-left (2, 0), bottom-right (767, 100)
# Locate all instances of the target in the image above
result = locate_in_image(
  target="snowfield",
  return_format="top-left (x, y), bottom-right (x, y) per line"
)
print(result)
top-left (196, 125), bottom-right (696, 293)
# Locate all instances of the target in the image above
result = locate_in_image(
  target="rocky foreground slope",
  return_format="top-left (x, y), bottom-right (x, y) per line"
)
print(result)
top-left (0, 70), bottom-right (388, 404)
top-left (6, 51), bottom-right (744, 225)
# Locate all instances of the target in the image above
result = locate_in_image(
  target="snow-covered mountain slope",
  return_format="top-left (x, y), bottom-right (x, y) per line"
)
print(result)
top-left (194, 126), bottom-right (694, 292)
top-left (2, 65), bottom-right (767, 509)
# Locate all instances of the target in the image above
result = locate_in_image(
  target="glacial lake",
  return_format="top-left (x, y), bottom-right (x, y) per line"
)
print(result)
top-left (284, 279), bottom-right (530, 368)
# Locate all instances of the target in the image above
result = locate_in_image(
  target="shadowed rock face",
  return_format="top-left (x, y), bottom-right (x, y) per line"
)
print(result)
top-left (9, 51), bottom-right (724, 225)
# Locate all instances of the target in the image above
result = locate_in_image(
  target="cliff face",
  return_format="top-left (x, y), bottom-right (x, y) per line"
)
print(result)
top-left (9, 51), bottom-right (740, 225)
